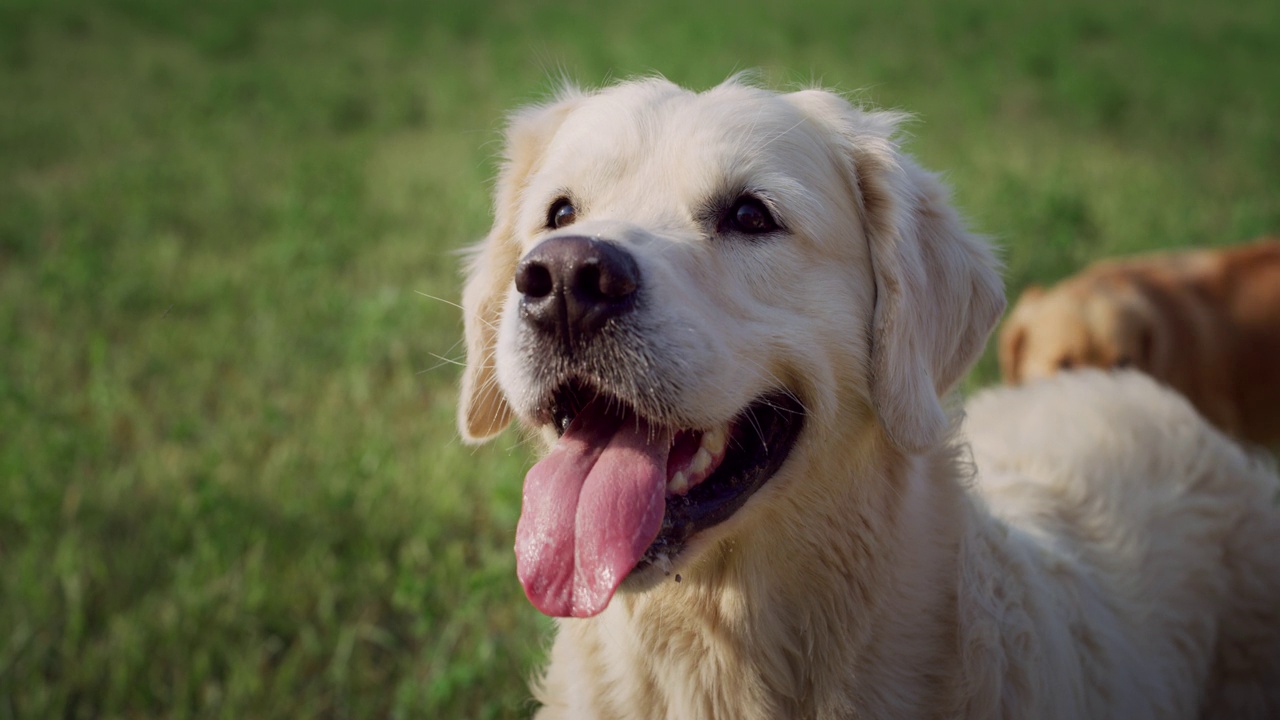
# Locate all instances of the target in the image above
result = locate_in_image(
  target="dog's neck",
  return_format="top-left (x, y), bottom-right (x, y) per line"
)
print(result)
top-left (534, 426), bottom-right (973, 719)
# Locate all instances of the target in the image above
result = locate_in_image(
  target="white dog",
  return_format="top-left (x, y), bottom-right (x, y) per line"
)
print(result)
top-left (458, 77), bottom-right (1280, 719)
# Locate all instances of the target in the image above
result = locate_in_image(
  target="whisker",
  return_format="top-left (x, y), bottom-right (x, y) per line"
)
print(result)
top-left (504, 431), bottom-right (541, 454)
top-left (418, 353), bottom-right (467, 373)
top-left (415, 290), bottom-right (464, 310)
top-left (417, 290), bottom-right (502, 332)
top-left (743, 405), bottom-right (768, 454)
top-left (731, 354), bottom-right (813, 416)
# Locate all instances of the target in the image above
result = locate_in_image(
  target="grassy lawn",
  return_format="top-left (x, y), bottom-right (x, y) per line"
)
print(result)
top-left (1, 0), bottom-right (1276, 717)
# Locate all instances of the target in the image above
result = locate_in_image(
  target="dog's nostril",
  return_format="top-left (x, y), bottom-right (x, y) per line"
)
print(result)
top-left (592, 259), bottom-right (638, 300)
top-left (516, 261), bottom-right (554, 298)
top-left (575, 262), bottom-right (634, 302)
top-left (575, 263), bottom-right (602, 299)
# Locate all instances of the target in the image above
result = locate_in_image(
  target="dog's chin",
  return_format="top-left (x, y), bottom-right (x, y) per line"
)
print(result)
top-left (537, 379), bottom-right (807, 582)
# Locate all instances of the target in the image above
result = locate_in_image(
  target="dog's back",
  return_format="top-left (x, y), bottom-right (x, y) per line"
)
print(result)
top-left (964, 370), bottom-right (1280, 718)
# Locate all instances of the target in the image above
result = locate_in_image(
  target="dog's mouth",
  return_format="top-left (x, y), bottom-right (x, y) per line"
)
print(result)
top-left (515, 380), bottom-right (805, 618)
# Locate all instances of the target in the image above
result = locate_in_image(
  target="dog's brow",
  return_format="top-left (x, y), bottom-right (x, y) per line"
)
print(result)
top-left (750, 118), bottom-right (809, 154)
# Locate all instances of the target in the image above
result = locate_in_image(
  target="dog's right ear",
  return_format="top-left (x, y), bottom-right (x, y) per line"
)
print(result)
top-left (788, 90), bottom-right (1005, 452)
top-left (458, 89), bottom-right (584, 443)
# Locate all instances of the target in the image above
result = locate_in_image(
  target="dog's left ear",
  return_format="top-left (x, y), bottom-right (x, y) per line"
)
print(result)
top-left (789, 90), bottom-right (1006, 452)
top-left (459, 88), bottom-right (585, 443)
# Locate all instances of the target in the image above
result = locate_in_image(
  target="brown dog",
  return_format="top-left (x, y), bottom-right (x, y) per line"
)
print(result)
top-left (999, 238), bottom-right (1280, 444)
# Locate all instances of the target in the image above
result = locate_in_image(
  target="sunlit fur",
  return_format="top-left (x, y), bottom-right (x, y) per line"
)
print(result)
top-left (458, 77), bottom-right (1280, 719)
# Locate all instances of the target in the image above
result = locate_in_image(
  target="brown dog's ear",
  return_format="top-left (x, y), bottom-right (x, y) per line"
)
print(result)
top-left (998, 322), bottom-right (1028, 385)
top-left (458, 89), bottom-right (584, 443)
top-left (788, 90), bottom-right (1006, 452)
top-left (1132, 311), bottom-right (1156, 372)
top-left (997, 286), bottom-right (1043, 384)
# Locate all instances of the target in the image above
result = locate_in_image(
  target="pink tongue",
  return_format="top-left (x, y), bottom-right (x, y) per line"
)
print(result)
top-left (516, 401), bottom-right (671, 618)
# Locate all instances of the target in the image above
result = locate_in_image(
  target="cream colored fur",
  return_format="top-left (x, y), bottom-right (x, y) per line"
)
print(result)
top-left (458, 77), bottom-right (1280, 719)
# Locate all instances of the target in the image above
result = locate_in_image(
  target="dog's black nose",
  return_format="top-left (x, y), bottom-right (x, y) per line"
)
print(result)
top-left (515, 236), bottom-right (640, 347)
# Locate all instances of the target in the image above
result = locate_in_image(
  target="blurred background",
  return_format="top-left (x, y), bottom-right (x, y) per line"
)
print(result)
top-left (1, 0), bottom-right (1276, 717)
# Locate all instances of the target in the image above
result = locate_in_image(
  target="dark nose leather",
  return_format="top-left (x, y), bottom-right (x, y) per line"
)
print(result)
top-left (514, 236), bottom-right (640, 348)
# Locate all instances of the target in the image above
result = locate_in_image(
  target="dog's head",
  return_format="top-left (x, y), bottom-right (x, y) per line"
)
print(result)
top-left (998, 277), bottom-right (1154, 385)
top-left (459, 78), bottom-right (1003, 617)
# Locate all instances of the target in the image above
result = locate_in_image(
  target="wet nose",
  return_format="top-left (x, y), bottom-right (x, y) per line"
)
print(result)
top-left (514, 236), bottom-right (640, 348)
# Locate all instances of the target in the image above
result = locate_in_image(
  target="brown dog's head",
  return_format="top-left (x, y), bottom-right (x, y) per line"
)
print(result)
top-left (998, 277), bottom-right (1155, 385)
top-left (458, 78), bottom-right (1004, 617)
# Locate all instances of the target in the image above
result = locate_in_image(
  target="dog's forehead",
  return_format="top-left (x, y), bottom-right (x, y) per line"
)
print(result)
top-left (539, 82), bottom-right (835, 195)
top-left (1028, 293), bottom-right (1122, 353)
top-left (568, 83), bottom-right (808, 145)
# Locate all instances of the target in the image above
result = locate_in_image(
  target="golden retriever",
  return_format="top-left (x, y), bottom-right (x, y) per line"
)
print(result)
top-left (457, 77), bottom-right (1280, 719)
top-left (998, 239), bottom-right (1280, 445)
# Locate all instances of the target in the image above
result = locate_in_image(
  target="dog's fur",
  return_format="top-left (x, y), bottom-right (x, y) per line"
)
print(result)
top-left (458, 78), bottom-right (1280, 719)
top-left (998, 239), bottom-right (1280, 445)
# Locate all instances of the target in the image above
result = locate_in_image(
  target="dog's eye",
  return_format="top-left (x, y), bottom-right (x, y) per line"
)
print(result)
top-left (1114, 356), bottom-right (1132, 368)
top-left (1057, 357), bottom-right (1075, 370)
top-left (547, 198), bottom-right (577, 229)
top-left (724, 196), bottom-right (779, 235)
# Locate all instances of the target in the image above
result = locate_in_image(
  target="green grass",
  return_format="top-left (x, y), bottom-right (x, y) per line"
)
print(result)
top-left (1, 0), bottom-right (1277, 717)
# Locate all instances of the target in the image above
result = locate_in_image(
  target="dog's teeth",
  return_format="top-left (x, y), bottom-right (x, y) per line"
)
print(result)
top-left (703, 427), bottom-right (726, 456)
top-left (690, 448), bottom-right (713, 476)
top-left (668, 471), bottom-right (689, 495)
